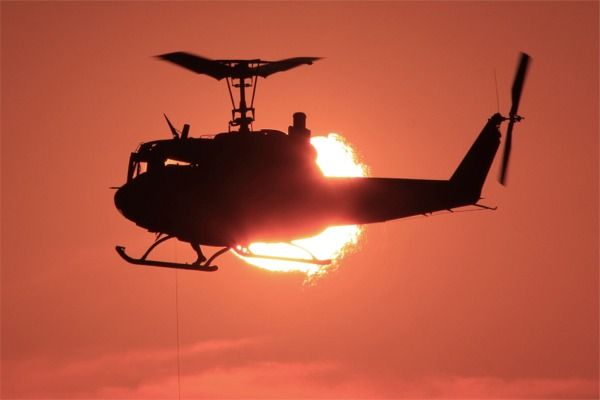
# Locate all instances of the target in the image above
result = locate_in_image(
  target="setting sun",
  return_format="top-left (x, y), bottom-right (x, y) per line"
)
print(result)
top-left (233, 134), bottom-right (368, 278)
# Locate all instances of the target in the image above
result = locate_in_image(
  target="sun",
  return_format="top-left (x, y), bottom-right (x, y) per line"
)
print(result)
top-left (233, 133), bottom-right (368, 279)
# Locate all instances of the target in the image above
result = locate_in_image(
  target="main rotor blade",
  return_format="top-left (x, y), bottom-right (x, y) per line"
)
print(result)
top-left (157, 52), bottom-right (321, 80)
top-left (255, 57), bottom-right (322, 78)
top-left (499, 119), bottom-right (515, 185)
top-left (510, 52), bottom-right (530, 116)
top-left (156, 52), bottom-right (231, 80)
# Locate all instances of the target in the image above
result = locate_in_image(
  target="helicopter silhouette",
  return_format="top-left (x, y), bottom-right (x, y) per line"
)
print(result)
top-left (114, 52), bottom-right (530, 271)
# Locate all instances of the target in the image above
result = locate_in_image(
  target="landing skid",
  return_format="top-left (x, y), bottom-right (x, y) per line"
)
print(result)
top-left (116, 246), bottom-right (222, 271)
top-left (115, 235), bottom-right (229, 271)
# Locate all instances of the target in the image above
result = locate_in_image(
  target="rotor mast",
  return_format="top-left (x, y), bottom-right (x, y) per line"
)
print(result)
top-left (226, 62), bottom-right (257, 133)
top-left (234, 75), bottom-right (252, 132)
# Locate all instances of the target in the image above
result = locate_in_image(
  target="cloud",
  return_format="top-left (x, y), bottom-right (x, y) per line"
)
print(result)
top-left (4, 336), bottom-right (598, 399)
top-left (96, 361), bottom-right (381, 399)
top-left (98, 371), bottom-right (599, 399)
top-left (389, 376), bottom-right (599, 399)
top-left (2, 337), bottom-right (257, 397)
top-left (96, 365), bottom-right (599, 399)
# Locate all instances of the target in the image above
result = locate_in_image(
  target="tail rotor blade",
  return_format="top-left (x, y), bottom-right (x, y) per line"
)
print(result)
top-left (499, 119), bottom-right (514, 185)
top-left (510, 53), bottom-right (530, 117)
top-left (499, 52), bottom-right (531, 185)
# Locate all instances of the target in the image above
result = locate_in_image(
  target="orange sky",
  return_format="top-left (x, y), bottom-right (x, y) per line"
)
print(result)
top-left (2, 2), bottom-right (598, 398)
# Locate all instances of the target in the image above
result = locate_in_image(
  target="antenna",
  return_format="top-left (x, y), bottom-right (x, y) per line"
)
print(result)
top-left (494, 69), bottom-right (500, 113)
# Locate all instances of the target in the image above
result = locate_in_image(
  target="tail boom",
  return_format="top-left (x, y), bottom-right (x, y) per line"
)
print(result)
top-left (320, 114), bottom-right (503, 225)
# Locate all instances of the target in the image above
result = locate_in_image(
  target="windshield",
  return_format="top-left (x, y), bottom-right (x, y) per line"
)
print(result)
top-left (126, 153), bottom-right (147, 182)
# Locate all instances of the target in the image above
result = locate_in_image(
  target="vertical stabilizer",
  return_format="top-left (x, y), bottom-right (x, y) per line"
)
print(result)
top-left (450, 114), bottom-right (502, 202)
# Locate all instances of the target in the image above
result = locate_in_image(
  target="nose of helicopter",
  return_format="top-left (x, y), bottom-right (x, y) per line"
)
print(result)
top-left (114, 184), bottom-right (134, 218)
top-left (114, 178), bottom-right (160, 229)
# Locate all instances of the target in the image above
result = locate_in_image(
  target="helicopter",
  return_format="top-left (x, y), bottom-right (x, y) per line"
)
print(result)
top-left (114, 52), bottom-right (530, 271)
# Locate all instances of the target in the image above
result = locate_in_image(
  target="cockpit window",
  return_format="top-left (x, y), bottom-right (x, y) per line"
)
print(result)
top-left (127, 157), bottom-right (147, 182)
top-left (136, 161), bottom-right (147, 176)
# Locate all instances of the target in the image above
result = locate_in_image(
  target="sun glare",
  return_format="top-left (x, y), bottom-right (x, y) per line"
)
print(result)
top-left (234, 134), bottom-right (368, 280)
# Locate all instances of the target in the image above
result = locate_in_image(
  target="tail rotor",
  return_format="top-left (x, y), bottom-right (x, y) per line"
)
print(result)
top-left (499, 52), bottom-right (531, 185)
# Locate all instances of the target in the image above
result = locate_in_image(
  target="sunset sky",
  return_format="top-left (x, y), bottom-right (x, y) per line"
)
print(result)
top-left (2, 2), bottom-right (598, 398)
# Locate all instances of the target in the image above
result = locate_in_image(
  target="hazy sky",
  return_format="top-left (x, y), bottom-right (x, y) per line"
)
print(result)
top-left (2, 2), bottom-right (598, 398)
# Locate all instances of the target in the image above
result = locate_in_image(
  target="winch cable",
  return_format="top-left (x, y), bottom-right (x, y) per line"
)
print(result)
top-left (173, 243), bottom-right (182, 400)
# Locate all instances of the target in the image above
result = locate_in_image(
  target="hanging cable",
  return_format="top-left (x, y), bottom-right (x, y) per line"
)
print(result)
top-left (175, 270), bottom-right (181, 400)
top-left (173, 241), bottom-right (182, 400)
top-left (494, 69), bottom-right (500, 113)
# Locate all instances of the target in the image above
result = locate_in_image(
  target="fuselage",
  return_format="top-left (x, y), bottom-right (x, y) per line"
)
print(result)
top-left (115, 114), bottom-right (501, 247)
top-left (115, 166), bottom-right (459, 246)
